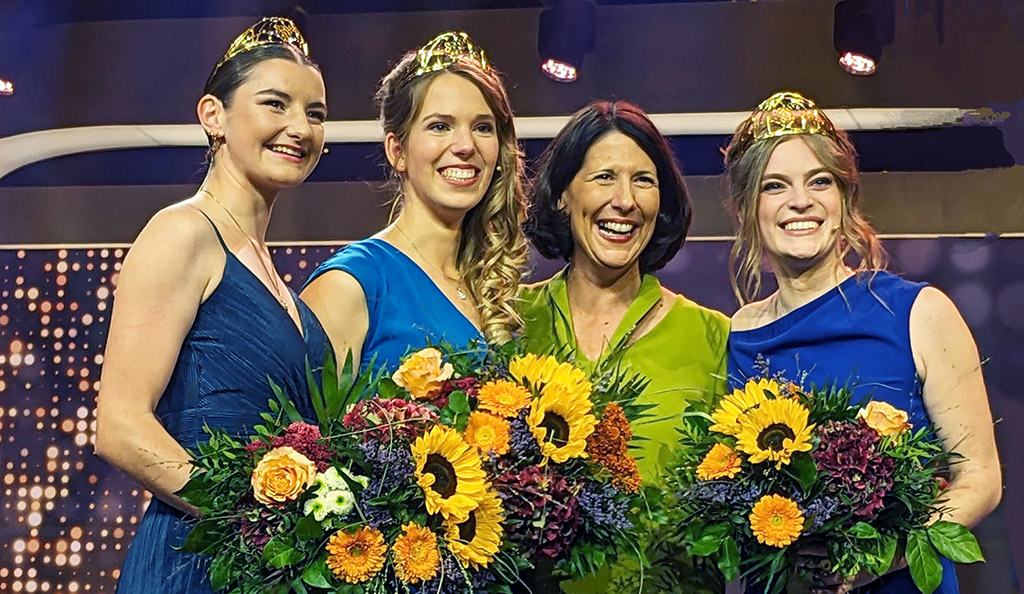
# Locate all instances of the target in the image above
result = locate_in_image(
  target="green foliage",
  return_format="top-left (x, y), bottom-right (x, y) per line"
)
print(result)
top-left (927, 521), bottom-right (984, 564)
top-left (907, 529), bottom-right (943, 594)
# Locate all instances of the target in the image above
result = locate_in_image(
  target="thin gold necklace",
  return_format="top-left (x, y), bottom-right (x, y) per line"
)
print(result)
top-left (198, 189), bottom-right (289, 311)
top-left (394, 223), bottom-right (468, 301)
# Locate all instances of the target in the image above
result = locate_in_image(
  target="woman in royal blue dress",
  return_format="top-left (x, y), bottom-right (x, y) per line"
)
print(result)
top-left (95, 18), bottom-right (329, 592)
top-left (723, 92), bottom-right (1001, 594)
top-left (301, 31), bottom-right (527, 370)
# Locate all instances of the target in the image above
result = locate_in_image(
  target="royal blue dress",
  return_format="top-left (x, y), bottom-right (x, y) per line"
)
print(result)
top-left (728, 271), bottom-right (958, 594)
top-left (116, 217), bottom-right (328, 594)
top-left (304, 238), bottom-right (484, 374)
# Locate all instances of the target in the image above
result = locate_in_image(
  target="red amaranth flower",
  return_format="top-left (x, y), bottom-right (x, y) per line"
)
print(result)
top-left (812, 419), bottom-right (895, 519)
top-left (494, 465), bottom-right (580, 558)
top-left (430, 377), bottom-right (481, 408)
top-left (270, 422), bottom-right (332, 471)
top-left (342, 397), bottom-right (439, 443)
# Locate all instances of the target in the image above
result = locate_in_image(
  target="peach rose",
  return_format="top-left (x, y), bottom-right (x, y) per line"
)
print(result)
top-left (392, 348), bottom-right (454, 400)
top-left (858, 401), bottom-right (912, 436)
top-left (251, 446), bottom-right (317, 507)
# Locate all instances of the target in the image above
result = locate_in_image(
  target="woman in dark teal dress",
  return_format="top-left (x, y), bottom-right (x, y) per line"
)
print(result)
top-left (723, 92), bottom-right (1001, 594)
top-left (302, 31), bottom-right (527, 372)
top-left (94, 18), bottom-right (329, 593)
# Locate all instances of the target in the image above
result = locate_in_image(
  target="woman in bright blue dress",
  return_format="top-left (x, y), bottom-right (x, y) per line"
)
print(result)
top-left (95, 18), bottom-right (329, 593)
top-left (302, 31), bottom-right (527, 371)
top-left (722, 92), bottom-right (1001, 594)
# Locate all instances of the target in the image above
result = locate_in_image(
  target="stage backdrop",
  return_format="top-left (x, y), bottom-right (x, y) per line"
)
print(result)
top-left (0, 237), bottom-right (1019, 593)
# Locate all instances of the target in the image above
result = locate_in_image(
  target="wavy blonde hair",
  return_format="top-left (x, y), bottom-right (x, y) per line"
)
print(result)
top-left (375, 52), bottom-right (528, 344)
top-left (723, 131), bottom-right (887, 305)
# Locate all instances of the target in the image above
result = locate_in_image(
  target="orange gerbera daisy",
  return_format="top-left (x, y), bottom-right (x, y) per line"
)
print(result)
top-left (463, 412), bottom-right (511, 455)
top-left (325, 526), bottom-right (387, 584)
top-left (749, 494), bottom-right (804, 548)
top-left (477, 379), bottom-right (531, 418)
top-left (392, 522), bottom-right (441, 584)
top-left (696, 443), bottom-right (743, 480)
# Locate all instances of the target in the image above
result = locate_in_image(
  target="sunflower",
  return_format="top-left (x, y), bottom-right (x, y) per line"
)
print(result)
top-left (709, 378), bottom-right (780, 436)
top-left (411, 426), bottom-right (487, 522)
top-left (325, 526), bottom-right (387, 584)
top-left (392, 522), bottom-right (441, 583)
top-left (477, 379), bottom-right (531, 418)
top-left (527, 381), bottom-right (597, 464)
top-left (463, 412), bottom-right (511, 455)
top-left (696, 443), bottom-right (743, 480)
top-left (445, 487), bottom-right (504, 568)
top-left (749, 494), bottom-right (804, 547)
top-left (735, 397), bottom-right (815, 468)
top-left (509, 354), bottom-right (591, 400)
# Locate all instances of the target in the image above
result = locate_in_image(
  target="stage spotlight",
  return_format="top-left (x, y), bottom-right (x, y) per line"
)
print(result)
top-left (538, 0), bottom-right (596, 83)
top-left (0, 78), bottom-right (12, 96)
top-left (834, 0), bottom-right (889, 76)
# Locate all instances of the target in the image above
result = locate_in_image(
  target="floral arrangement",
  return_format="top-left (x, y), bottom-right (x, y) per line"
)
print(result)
top-left (663, 375), bottom-right (984, 594)
top-left (177, 343), bottom-right (651, 594)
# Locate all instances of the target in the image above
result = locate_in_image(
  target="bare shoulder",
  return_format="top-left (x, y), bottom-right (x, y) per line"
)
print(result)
top-left (130, 202), bottom-right (220, 261)
top-left (909, 285), bottom-right (959, 322)
top-left (730, 297), bottom-right (773, 331)
top-left (300, 268), bottom-right (366, 304)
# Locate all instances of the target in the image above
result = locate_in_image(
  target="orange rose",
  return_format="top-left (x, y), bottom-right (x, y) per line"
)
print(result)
top-left (392, 348), bottom-right (454, 399)
top-left (858, 401), bottom-right (912, 436)
top-left (251, 446), bottom-right (317, 506)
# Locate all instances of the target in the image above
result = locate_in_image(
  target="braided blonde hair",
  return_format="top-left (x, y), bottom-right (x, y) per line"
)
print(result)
top-left (376, 52), bottom-right (528, 344)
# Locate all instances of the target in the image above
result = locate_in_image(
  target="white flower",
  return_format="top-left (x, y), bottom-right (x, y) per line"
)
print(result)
top-left (302, 466), bottom-right (368, 522)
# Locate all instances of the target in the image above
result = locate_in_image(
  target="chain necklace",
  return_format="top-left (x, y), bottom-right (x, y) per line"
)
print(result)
top-left (394, 224), bottom-right (468, 300)
top-left (198, 189), bottom-right (289, 311)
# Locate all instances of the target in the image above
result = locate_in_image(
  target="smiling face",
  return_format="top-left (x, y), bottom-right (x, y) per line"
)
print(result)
top-left (208, 57), bottom-right (327, 191)
top-left (386, 72), bottom-right (500, 219)
top-left (564, 131), bottom-right (661, 274)
top-left (756, 136), bottom-right (843, 271)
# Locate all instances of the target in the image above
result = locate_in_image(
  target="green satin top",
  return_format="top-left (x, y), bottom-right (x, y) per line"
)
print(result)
top-left (519, 270), bottom-right (730, 485)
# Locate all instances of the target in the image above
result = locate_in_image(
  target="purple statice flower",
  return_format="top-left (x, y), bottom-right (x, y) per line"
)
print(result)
top-left (509, 409), bottom-right (541, 459)
top-left (469, 567), bottom-right (496, 590)
top-left (801, 495), bottom-right (841, 532)
top-left (684, 481), bottom-right (760, 506)
top-left (355, 440), bottom-right (414, 531)
top-left (414, 549), bottom-right (471, 594)
top-left (578, 481), bottom-right (633, 531)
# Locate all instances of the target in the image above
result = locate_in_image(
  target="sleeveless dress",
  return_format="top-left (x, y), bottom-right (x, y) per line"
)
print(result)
top-left (728, 271), bottom-right (958, 594)
top-left (116, 215), bottom-right (328, 594)
top-left (303, 238), bottom-right (483, 374)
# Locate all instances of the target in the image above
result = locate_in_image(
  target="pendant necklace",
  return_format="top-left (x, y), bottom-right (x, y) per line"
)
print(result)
top-left (395, 224), bottom-right (468, 300)
top-left (199, 189), bottom-right (290, 311)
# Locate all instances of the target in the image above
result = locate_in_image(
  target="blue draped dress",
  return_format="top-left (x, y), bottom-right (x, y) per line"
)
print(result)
top-left (728, 271), bottom-right (958, 594)
top-left (303, 238), bottom-right (483, 374)
top-left (115, 217), bottom-right (328, 593)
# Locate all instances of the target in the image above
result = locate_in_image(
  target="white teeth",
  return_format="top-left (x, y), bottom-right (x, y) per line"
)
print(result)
top-left (440, 168), bottom-right (477, 181)
top-left (269, 146), bottom-right (303, 158)
top-left (783, 220), bottom-right (821, 231)
top-left (598, 221), bottom-right (637, 234)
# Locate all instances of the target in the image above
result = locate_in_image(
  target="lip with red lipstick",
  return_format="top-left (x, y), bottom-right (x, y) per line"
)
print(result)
top-left (266, 143), bottom-right (308, 163)
top-left (437, 164), bottom-right (482, 187)
top-left (595, 217), bottom-right (642, 243)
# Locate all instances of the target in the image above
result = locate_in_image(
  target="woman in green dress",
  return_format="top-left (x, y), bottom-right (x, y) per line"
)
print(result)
top-left (520, 100), bottom-right (729, 593)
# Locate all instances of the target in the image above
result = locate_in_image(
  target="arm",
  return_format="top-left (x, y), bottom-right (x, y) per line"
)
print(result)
top-left (910, 286), bottom-right (1002, 525)
top-left (94, 206), bottom-right (220, 516)
top-left (804, 286), bottom-right (1002, 594)
top-left (299, 269), bottom-right (369, 367)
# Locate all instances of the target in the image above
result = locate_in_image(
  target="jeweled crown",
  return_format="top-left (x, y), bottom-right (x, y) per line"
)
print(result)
top-left (213, 17), bottom-right (310, 75)
top-left (727, 91), bottom-right (839, 163)
top-left (409, 31), bottom-right (490, 80)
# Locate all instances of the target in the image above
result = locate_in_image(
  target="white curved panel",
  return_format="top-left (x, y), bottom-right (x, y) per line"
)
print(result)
top-left (0, 108), bottom-right (969, 181)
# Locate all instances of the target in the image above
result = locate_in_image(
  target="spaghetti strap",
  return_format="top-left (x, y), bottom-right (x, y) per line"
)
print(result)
top-left (190, 205), bottom-right (230, 252)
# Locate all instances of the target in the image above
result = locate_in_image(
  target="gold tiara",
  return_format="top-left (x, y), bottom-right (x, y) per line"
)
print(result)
top-left (410, 31), bottom-right (490, 80)
top-left (213, 16), bottom-right (310, 74)
top-left (728, 91), bottom-right (839, 162)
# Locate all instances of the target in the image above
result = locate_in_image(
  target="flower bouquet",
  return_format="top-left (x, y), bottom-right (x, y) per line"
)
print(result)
top-left (664, 376), bottom-right (984, 594)
top-left (176, 342), bottom-right (652, 594)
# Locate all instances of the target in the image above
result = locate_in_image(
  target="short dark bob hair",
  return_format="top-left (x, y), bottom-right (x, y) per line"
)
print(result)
top-left (524, 100), bottom-right (691, 274)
